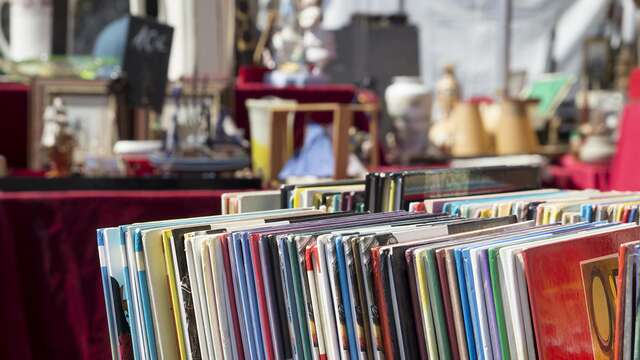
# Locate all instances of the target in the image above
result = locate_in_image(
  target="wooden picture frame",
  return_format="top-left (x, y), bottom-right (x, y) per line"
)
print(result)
top-left (29, 77), bottom-right (112, 169)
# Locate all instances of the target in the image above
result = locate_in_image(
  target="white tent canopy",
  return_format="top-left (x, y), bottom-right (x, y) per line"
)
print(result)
top-left (320, 0), bottom-right (623, 97)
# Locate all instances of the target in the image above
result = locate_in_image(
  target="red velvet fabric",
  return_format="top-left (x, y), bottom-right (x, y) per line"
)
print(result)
top-left (611, 102), bottom-right (640, 190)
top-left (0, 190), bottom-right (235, 360)
top-left (0, 83), bottom-right (29, 168)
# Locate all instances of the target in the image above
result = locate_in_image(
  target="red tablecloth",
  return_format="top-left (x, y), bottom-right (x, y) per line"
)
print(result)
top-left (0, 83), bottom-right (29, 168)
top-left (547, 154), bottom-right (610, 191)
top-left (0, 190), bottom-right (238, 360)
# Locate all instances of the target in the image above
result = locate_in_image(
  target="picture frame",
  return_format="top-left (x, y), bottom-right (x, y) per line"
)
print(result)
top-left (29, 77), bottom-right (113, 169)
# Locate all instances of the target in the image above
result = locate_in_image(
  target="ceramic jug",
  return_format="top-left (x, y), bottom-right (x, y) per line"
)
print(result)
top-left (495, 98), bottom-right (539, 155)
top-left (0, 0), bottom-right (53, 61)
top-left (450, 102), bottom-right (491, 157)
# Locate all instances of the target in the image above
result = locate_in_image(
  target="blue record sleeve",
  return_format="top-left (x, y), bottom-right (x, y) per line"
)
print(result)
top-left (134, 228), bottom-right (158, 360)
top-left (462, 247), bottom-right (487, 360)
top-left (335, 235), bottom-right (359, 360)
top-left (277, 236), bottom-right (302, 359)
top-left (454, 248), bottom-right (478, 360)
top-left (119, 225), bottom-right (145, 360)
top-left (229, 231), bottom-right (255, 359)
top-left (97, 229), bottom-right (119, 359)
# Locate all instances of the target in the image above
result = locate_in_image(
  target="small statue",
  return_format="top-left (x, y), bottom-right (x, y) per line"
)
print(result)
top-left (434, 64), bottom-right (461, 120)
top-left (299, 0), bottom-right (335, 77)
top-left (41, 97), bottom-right (76, 177)
top-left (270, 0), bottom-right (305, 72)
top-left (429, 64), bottom-right (462, 152)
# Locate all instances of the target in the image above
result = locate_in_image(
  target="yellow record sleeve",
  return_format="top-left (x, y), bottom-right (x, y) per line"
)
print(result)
top-left (162, 230), bottom-right (188, 360)
top-left (414, 248), bottom-right (439, 359)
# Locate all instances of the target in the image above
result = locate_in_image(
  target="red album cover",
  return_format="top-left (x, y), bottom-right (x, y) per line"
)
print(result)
top-left (436, 248), bottom-right (461, 360)
top-left (249, 232), bottom-right (275, 360)
top-left (371, 247), bottom-right (395, 360)
top-left (220, 234), bottom-right (245, 359)
top-left (521, 226), bottom-right (640, 359)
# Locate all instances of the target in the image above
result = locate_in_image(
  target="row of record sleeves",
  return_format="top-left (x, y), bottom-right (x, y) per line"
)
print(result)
top-left (222, 164), bottom-right (542, 216)
top-left (99, 187), bottom-right (640, 360)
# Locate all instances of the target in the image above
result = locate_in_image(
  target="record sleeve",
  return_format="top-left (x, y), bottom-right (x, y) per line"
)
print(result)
top-left (171, 225), bottom-right (215, 360)
top-left (372, 247), bottom-right (395, 359)
top-left (199, 236), bottom-right (225, 359)
top-left (352, 235), bottom-right (376, 360)
top-left (359, 235), bottom-right (393, 360)
top-left (160, 230), bottom-right (188, 360)
top-left (97, 229), bottom-right (120, 359)
top-left (324, 235), bottom-right (350, 358)
top-left (344, 235), bottom-right (369, 360)
top-left (287, 236), bottom-right (313, 359)
top-left (335, 235), bottom-right (360, 359)
top-left (316, 239), bottom-right (341, 359)
top-left (277, 235), bottom-right (302, 359)
top-left (305, 241), bottom-right (328, 359)
top-left (262, 234), bottom-right (291, 359)
top-left (241, 232), bottom-right (267, 359)
top-left (208, 235), bottom-right (237, 359)
top-left (521, 225), bottom-right (640, 359)
top-left (220, 234), bottom-right (246, 359)
top-left (405, 248), bottom-right (429, 360)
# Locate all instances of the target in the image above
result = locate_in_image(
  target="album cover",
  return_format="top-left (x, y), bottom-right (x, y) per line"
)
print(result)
top-left (277, 235), bottom-right (302, 359)
top-left (305, 241), bottom-right (328, 359)
top-left (352, 235), bottom-right (376, 360)
top-left (410, 247), bottom-right (438, 359)
top-left (344, 235), bottom-right (369, 360)
top-left (287, 235), bottom-right (313, 359)
top-left (405, 248), bottom-right (429, 359)
top-left (97, 229), bottom-right (121, 359)
top-left (240, 232), bottom-right (267, 358)
top-left (198, 236), bottom-right (224, 359)
top-left (263, 234), bottom-right (291, 359)
top-left (371, 247), bottom-right (394, 359)
top-left (219, 234), bottom-right (246, 359)
top-left (335, 235), bottom-right (360, 359)
top-left (521, 225), bottom-right (640, 359)
top-left (324, 235), bottom-right (350, 358)
top-left (315, 238), bottom-right (341, 359)
top-left (358, 234), bottom-right (390, 360)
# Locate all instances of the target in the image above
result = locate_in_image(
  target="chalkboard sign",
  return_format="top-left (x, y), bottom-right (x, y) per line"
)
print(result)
top-left (122, 16), bottom-right (174, 113)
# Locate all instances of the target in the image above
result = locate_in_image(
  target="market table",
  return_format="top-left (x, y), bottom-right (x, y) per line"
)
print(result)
top-left (0, 189), bottom-right (244, 360)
